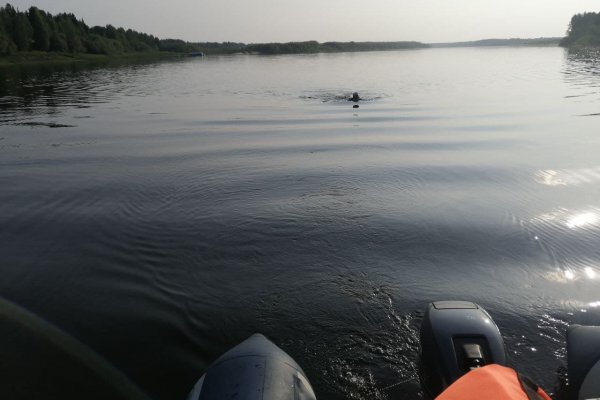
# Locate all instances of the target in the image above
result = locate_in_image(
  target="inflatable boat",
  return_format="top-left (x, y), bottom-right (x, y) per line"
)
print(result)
top-left (187, 301), bottom-right (600, 400)
top-left (1, 296), bottom-right (599, 399)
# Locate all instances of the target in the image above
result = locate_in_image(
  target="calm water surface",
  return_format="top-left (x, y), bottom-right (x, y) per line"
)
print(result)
top-left (2, 47), bottom-right (600, 399)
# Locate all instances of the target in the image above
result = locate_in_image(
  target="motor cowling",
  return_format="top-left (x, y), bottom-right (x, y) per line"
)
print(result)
top-left (419, 301), bottom-right (506, 398)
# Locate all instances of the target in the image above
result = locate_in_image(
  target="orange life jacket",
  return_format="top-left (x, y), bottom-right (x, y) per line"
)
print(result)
top-left (436, 364), bottom-right (551, 400)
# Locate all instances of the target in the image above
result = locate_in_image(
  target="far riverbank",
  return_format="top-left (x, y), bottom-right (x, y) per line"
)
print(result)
top-left (0, 51), bottom-right (189, 67)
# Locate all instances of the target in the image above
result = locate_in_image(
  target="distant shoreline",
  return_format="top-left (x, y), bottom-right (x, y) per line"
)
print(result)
top-left (0, 37), bottom-right (567, 67)
top-left (0, 3), bottom-right (569, 67)
top-left (430, 37), bottom-right (562, 48)
top-left (4, 2), bottom-right (596, 68)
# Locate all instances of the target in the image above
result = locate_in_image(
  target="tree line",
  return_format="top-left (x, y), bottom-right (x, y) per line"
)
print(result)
top-left (0, 3), bottom-right (428, 58)
top-left (560, 12), bottom-right (600, 47)
top-left (0, 3), bottom-right (170, 55)
top-left (245, 41), bottom-right (428, 55)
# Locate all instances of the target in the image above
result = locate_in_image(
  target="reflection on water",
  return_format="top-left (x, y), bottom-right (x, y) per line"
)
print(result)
top-left (566, 211), bottom-right (599, 229)
top-left (0, 58), bottom-right (186, 126)
top-left (564, 48), bottom-right (600, 78)
top-left (2, 47), bottom-right (600, 399)
top-left (533, 208), bottom-right (600, 230)
top-left (563, 48), bottom-right (600, 113)
top-left (536, 167), bottom-right (600, 186)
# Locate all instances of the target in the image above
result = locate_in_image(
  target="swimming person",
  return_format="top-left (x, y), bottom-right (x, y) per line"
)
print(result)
top-left (349, 92), bottom-right (361, 102)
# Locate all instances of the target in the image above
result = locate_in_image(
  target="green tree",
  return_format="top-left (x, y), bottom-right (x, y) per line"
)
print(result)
top-left (0, 4), bottom-right (15, 39)
top-left (49, 31), bottom-right (68, 52)
top-left (0, 30), bottom-right (17, 54)
top-left (561, 12), bottom-right (600, 47)
top-left (12, 12), bottom-right (32, 51)
top-left (56, 14), bottom-right (85, 53)
top-left (28, 6), bottom-right (50, 51)
top-left (84, 33), bottom-right (123, 55)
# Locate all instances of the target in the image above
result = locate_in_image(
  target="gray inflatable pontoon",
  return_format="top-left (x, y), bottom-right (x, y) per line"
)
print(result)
top-left (187, 334), bottom-right (316, 400)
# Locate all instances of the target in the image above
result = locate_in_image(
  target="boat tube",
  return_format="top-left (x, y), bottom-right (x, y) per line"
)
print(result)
top-left (0, 296), bottom-right (151, 400)
top-left (187, 333), bottom-right (316, 400)
top-left (567, 325), bottom-right (600, 400)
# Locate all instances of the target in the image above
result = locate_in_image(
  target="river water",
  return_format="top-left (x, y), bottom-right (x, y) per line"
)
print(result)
top-left (2, 46), bottom-right (600, 399)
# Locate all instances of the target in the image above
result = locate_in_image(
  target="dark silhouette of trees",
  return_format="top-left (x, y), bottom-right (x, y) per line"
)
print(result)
top-left (242, 40), bottom-right (428, 55)
top-left (28, 7), bottom-right (51, 51)
top-left (11, 10), bottom-right (33, 51)
top-left (0, 3), bottom-right (164, 56)
top-left (320, 41), bottom-right (427, 52)
top-left (0, 2), bottom-right (429, 58)
top-left (246, 41), bottom-right (320, 54)
top-left (561, 12), bottom-right (600, 47)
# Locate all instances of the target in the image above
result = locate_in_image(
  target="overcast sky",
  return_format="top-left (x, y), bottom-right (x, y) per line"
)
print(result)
top-left (7, 0), bottom-right (600, 43)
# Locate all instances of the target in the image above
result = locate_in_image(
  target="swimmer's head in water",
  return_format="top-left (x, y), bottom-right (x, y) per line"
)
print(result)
top-left (350, 92), bottom-right (360, 102)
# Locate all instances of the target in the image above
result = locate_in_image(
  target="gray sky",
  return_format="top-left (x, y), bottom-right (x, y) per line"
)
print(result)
top-left (8, 0), bottom-right (600, 43)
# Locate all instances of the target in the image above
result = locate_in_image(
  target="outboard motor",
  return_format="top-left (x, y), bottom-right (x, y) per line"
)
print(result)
top-left (419, 301), bottom-right (506, 398)
top-left (187, 333), bottom-right (316, 400)
top-left (567, 325), bottom-right (600, 400)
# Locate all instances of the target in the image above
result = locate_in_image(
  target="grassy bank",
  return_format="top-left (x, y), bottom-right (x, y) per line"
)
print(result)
top-left (0, 51), bottom-right (185, 67)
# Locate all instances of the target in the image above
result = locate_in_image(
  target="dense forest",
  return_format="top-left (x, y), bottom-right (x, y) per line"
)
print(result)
top-left (0, 3), bottom-right (428, 60)
top-left (560, 12), bottom-right (600, 47)
top-left (0, 3), bottom-right (235, 57)
top-left (0, 4), bottom-right (171, 55)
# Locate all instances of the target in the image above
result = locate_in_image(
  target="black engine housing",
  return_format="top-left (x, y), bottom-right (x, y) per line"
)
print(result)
top-left (419, 301), bottom-right (506, 398)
